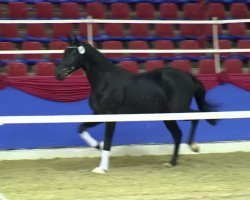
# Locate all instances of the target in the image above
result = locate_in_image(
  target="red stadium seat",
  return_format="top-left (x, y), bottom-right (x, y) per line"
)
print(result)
top-left (135, 3), bottom-right (155, 19)
top-left (223, 59), bottom-right (243, 74)
top-left (102, 41), bottom-right (125, 62)
top-left (35, 2), bottom-right (54, 19)
top-left (183, 3), bottom-right (205, 19)
top-left (103, 23), bottom-right (125, 40)
top-left (145, 60), bottom-right (165, 72)
top-left (49, 41), bottom-right (68, 62)
top-left (171, 60), bottom-right (192, 73)
top-left (79, 23), bottom-right (101, 40)
top-left (218, 40), bottom-right (233, 58)
top-left (230, 3), bottom-right (249, 19)
top-left (207, 3), bottom-right (226, 19)
top-left (119, 61), bottom-right (139, 74)
top-left (6, 62), bottom-right (28, 76)
top-left (8, 2), bottom-right (28, 19)
top-left (203, 24), bottom-right (223, 36)
top-left (110, 3), bottom-right (130, 19)
top-left (225, 23), bottom-right (250, 40)
top-left (0, 24), bottom-right (24, 43)
top-left (60, 2), bottom-right (80, 19)
top-left (228, 23), bottom-right (247, 37)
top-left (86, 2), bottom-right (105, 19)
top-left (179, 40), bottom-right (204, 60)
top-left (0, 42), bottom-right (16, 65)
top-left (159, 3), bottom-right (178, 19)
top-left (198, 59), bottom-right (216, 74)
top-left (52, 23), bottom-right (73, 41)
top-left (237, 40), bottom-right (250, 58)
top-left (25, 24), bottom-right (50, 43)
top-left (128, 41), bottom-right (150, 61)
top-left (34, 62), bottom-right (56, 76)
top-left (154, 24), bottom-right (174, 40)
top-left (128, 23), bottom-right (151, 40)
top-left (21, 41), bottom-right (45, 65)
top-left (154, 40), bottom-right (175, 59)
top-left (179, 24), bottom-right (199, 40)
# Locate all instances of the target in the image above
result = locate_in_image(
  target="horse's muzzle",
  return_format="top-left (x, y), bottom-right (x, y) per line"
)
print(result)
top-left (55, 69), bottom-right (66, 80)
top-left (55, 63), bottom-right (66, 80)
top-left (56, 73), bottom-right (65, 80)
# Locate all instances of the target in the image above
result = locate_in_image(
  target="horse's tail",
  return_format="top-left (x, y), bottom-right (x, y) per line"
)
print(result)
top-left (192, 76), bottom-right (218, 126)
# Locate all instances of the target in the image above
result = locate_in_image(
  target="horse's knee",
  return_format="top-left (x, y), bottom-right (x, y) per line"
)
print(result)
top-left (78, 123), bottom-right (86, 134)
top-left (78, 122), bottom-right (102, 133)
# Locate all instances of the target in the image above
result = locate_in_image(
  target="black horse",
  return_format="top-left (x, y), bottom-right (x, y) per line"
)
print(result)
top-left (56, 37), bottom-right (217, 173)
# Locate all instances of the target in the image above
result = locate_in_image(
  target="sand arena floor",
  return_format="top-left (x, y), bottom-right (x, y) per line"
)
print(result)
top-left (0, 152), bottom-right (250, 200)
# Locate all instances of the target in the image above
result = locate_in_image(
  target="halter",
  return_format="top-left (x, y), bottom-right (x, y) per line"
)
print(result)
top-left (67, 46), bottom-right (86, 54)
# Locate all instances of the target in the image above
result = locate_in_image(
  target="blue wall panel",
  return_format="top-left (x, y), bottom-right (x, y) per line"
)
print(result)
top-left (0, 84), bottom-right (250, 149)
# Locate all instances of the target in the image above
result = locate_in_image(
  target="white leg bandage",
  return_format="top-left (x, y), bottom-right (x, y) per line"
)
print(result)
top-left (99, 150), bottom-right (110, 171)
top-left (80, 131), bottom-right (98, 147)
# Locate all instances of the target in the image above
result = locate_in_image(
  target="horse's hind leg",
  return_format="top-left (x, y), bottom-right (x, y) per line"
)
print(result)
top-left (188, 120), bottom-right (200, 153)
top-left (78, 122), bottom-right (103, 150)
top-left (163, 120), bottom-right (182, 167)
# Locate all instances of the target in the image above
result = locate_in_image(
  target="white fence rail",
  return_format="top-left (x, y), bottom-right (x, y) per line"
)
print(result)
top-left (1, 111), bottom-right (250, 125)
top-left (0, 48), bottom-right (250, 55)
top-left (0, 18), bottom-right (250, 24)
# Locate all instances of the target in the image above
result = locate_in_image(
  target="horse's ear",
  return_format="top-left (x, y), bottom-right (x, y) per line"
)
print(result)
top-left (67, 35), bottom-right (72, 44)
top-left (74, 35), bottom-right (79, 44)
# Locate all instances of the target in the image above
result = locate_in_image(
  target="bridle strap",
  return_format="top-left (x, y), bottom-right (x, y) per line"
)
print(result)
top-left (67, 46), bottom-right (78, 49)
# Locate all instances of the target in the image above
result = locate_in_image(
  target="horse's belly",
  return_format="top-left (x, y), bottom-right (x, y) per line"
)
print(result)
top-left (120, 97), bottom-right (165, 114)
top-left (120, 84), bottom-right (167, 113)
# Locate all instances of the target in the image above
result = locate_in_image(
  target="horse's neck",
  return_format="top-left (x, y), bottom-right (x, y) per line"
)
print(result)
top-left (83, 50), bottom-right (117, 89)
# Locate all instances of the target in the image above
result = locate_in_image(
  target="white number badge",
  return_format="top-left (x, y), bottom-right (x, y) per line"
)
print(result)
top-left (78, 46), bottom-right (85, 54)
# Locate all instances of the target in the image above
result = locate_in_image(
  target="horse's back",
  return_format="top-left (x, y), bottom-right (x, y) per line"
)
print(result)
top-left (121, 68), bottom-right (196, 113)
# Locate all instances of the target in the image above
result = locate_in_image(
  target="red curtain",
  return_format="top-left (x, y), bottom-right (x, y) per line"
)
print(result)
top-left (1, 75), bottom-right (90, 102)
top-left (218, 73), bottom-right (250, 91)
top-left (196, 74), bottom-right (219, 90)
top-left (197, 73), bottom-right (250, 91)
top-left (0, 74), bottom-right (249, 102)
top-left (0, 75), bottom-right (7, 89)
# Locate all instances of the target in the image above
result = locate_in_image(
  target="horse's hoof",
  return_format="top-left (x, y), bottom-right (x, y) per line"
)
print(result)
top-left (99, 141), bottom-right (104, 150)
top-left (92, 167), bottom-right (107, 174)
top-left (163, 163), bottom-right (174, 168)
top-left (190, 143), bottom-right (200, 153)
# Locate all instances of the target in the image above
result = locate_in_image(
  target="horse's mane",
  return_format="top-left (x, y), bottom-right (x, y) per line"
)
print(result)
top-left (82, 41), bottom-right (125, 72)
top-left (73, 40), bottom-right (112, 66)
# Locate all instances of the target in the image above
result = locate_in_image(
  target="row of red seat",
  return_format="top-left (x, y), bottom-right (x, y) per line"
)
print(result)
top-left (4, 58), bottom-right (249, 77)
top-left (1, 39), bottom-right (250, 65)
top-left (0, 2), bottom-right (249, 19)
top-left (1, 22), bottom-right (250, 44)
top-left (143, 59), bottom-right (248, 74)
top-left (102, 39), bottom-right (250, 61)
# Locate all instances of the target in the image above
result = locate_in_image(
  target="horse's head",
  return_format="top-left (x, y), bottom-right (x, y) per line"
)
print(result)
top-left (56, 36), bottom-right (88, 80)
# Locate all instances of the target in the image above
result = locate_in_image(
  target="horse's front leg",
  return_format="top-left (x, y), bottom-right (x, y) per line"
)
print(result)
top-left (78, 122), bottom-right (103, 150)
top-left (92, 122), bottom-right (116, 174)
